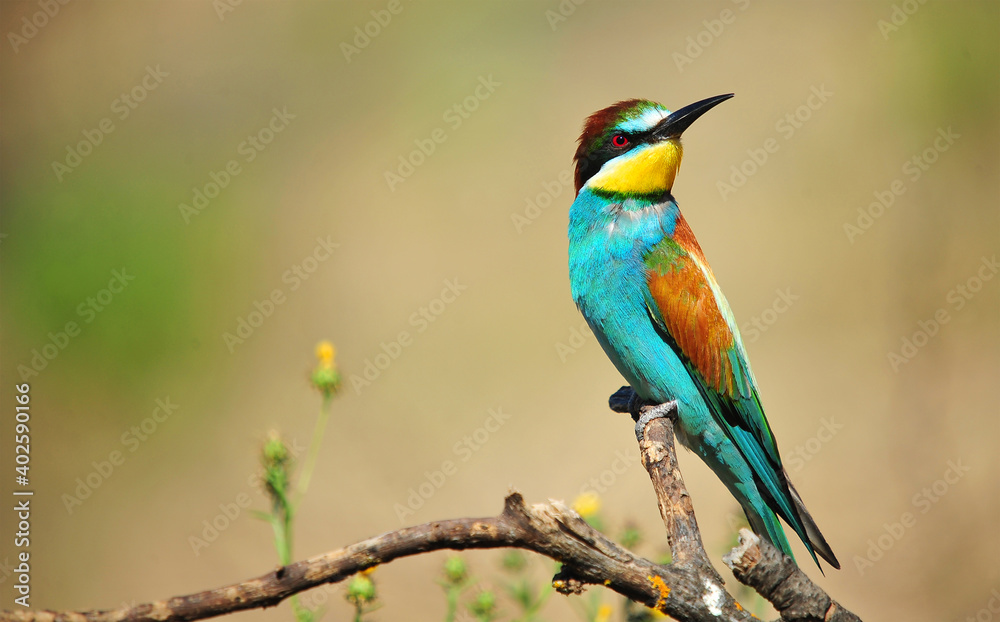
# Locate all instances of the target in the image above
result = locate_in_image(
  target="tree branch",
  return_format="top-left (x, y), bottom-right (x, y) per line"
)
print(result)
top-left (611, 385), bottom-right (861, 622)
top-left (626, 397), bottom-right (723, 582)
top-left (724, 529), bottom-right (861, 622)
top-left (2, 493), bottom-right (751, 622)
top-left (1, 388), bottom-right (860, 622)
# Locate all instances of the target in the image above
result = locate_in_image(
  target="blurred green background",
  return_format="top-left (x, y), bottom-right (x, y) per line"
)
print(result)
top-left (1, 1), bottom-right (998, 620)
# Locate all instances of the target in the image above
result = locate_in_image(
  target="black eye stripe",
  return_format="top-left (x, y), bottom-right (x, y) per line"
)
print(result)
top-left (575, 125), bottom-right (658, 191)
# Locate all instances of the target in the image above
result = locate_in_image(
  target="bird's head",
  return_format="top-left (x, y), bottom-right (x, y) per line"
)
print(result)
top-left (573, 94), bottom-right (733, 198)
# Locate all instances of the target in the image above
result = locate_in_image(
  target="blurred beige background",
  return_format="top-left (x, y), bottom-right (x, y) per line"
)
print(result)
top-left (1, 1), bottom-right (998, 621)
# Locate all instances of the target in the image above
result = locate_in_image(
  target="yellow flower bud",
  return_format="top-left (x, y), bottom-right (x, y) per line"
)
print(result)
top-left (311, 341), bottom-right (341, 396)
top-left (315, 341), bottom-right (336, 369)
top-left (572, 491), bottom-right (601, 518)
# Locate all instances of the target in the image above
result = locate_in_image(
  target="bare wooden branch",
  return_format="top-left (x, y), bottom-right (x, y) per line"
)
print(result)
top-left (1, 493), bottom-right (752, 622)
top-left (612, 385), bottom-right (862, 622)
top-left (633, 401), bottom-right (724, 583)
top-left (724, 529), bottom-right (862, 622)
top-left (1, 387), bottom-right (860, 622)
top-left (610, 388), bottom-right (716, 569)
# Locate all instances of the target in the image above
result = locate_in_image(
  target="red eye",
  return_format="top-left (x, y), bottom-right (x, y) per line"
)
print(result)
top-left (611, 134), bottom-right (629, 148)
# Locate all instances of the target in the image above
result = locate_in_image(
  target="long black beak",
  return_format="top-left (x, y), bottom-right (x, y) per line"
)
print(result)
top-left (651, 93), bottom-right (733, 140)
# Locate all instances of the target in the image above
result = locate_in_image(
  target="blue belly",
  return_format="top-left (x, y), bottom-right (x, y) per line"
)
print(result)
top-left (567, 192), bottom-right (744, 472)
top-left (567, 190), bottom-right (790, 560)
top-left (571, 243), bottom-right (758, 507)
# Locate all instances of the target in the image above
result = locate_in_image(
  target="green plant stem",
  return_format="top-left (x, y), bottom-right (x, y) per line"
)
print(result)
top-left (271, 485), bottom-right (295, 564)
top-left (291, 597), bottom-right (311, 622)
top-left (264, 387), bottom-right (333, 622)
top-left (269, 515), bottom-right (291, 565)
top-left (297, 393), bottom-right (332, 503)
top-left (287, 393), bottom-right (333, 622)
top-left (445, 585), bottom-right (459, 622)
top-left (270, 485), bottom-right (309, 621)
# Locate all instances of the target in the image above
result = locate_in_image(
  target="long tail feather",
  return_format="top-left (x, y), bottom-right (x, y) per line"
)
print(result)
top-left (786, 477), bottom-right (840, 569)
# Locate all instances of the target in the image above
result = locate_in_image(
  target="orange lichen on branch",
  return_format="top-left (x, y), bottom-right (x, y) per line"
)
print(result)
top-left (648, 575), bottom-right (671, 611)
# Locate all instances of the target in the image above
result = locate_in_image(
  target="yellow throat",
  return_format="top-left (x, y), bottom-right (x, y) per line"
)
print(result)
top-left (587, 139), bottom-right (683, 196)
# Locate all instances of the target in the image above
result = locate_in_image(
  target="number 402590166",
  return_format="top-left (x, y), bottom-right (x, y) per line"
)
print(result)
top-left (14, 384), bottom-right (30, 484)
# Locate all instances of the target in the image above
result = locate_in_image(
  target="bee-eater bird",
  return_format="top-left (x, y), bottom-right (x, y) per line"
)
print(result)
top-left (567, 95), bottom-right (839, 571)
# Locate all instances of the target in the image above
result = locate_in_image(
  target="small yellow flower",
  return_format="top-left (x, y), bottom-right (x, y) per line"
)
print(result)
top-left (316, 341), bottom-right (336, 369)
top-left (572, 491), bottom-right (601, 518)
top-left (311, 340), bottom-right (341, 396)
top-left (361, 565), bottom-right (378, 576)
top-left (595, 604), bottom-right (613, 622)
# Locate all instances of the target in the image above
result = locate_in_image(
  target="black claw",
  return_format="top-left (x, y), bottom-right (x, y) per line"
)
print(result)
top-left (633, 401), bottom-right (679, 442)
top-left (608, 386), bottom-right (635, 414)
top-left (626, 392), bottom-right (647, 421)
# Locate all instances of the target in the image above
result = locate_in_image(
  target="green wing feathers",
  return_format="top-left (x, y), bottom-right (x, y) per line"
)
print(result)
top-left (643, 235), bottom-right (840, 569)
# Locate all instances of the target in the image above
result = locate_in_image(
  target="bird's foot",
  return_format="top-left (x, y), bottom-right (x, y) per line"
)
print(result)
top-left (608, 386), bottom-right (678, 440)
top-left (609, 385), bottom-right (650, 420)
top-left (608, 385), bottom-right (635, 413)
top-left (634, 401), bottom-right (678, 442)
